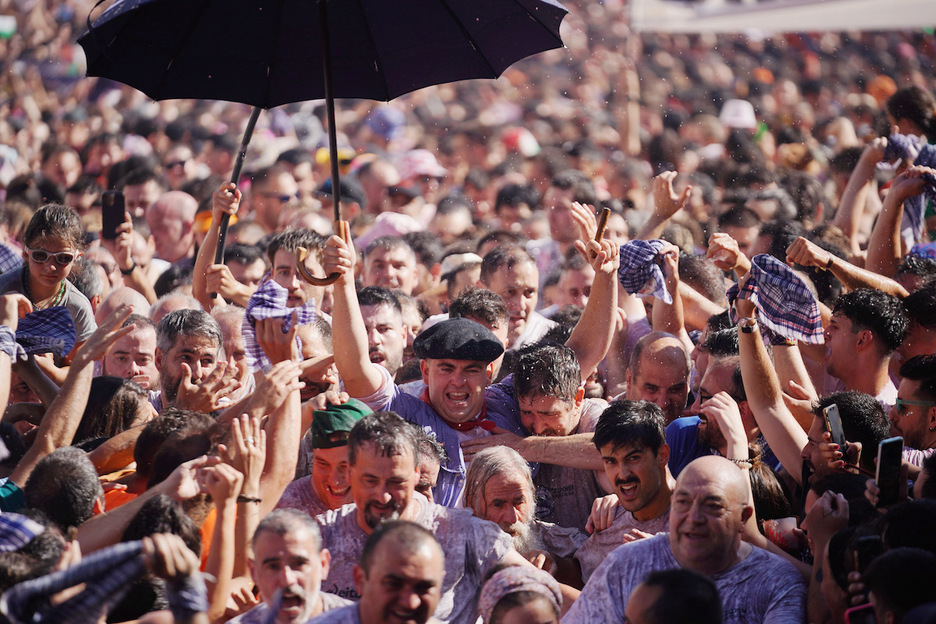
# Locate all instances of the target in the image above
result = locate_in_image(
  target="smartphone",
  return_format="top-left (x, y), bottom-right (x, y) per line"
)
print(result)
top-left (845, 603), bottom-right (876, 624)
top-left (876, 436), bottom-right (904, 507)
top-left (824, 404), bottom-right (847, 449)
top-left (852, 535), bottom-right (883, 575)
top-left (101, 190), bottom-right (125, 240)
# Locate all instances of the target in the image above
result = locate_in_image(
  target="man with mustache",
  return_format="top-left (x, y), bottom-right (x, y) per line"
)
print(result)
top-left (315, 411), bottom-right (558, 623)
top-left (232, 509), bottom-right (350, 624)
top-left (574, 400), bottom-right (673, 584)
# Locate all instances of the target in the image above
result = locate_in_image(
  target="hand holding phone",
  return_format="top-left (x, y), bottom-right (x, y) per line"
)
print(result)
top-left (876, 436), bottom-right (904, 508)
top-left (824, 404), bottom-right (847, 449)
top-left (101, 191), bottom-right (126, 241)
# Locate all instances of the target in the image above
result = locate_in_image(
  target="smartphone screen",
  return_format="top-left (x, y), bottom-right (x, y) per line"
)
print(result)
top-left (852, 535), bottom-right (883, 575)
top-left (101, 190), bottom-right (125, 240)
top-left (876, 436), bottom-right (904, 507)
top-left (824, 404), bottom-right (847, 448)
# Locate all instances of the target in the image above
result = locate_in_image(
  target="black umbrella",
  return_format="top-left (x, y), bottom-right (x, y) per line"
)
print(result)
top-left (78, 0), bottom-right (568, 283)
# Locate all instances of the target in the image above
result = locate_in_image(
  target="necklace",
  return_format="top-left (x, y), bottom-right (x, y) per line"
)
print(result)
top-left (21, 266), bottom-right (66, 310)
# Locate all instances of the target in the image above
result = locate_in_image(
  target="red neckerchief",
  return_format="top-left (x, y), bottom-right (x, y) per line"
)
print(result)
top-left (420, 388), bottom-right (496, 432)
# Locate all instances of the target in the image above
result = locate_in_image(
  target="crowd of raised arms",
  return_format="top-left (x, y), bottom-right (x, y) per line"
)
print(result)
top-left (0, 0), bottom-right (936, 623)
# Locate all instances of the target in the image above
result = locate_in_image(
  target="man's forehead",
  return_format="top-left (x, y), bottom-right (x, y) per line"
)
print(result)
top-left (170, 334), bottom-right (219, 352)
top-left (361, 303), bottom-right (402, 324)
top-left (429, 357), bottom-right (487, 368)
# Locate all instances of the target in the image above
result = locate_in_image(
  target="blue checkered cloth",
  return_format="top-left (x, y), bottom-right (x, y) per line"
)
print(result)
top-left (0, 513), bottom-right (43, 552)
top-left (911, 242), bottom-right (936, 260)
top-left (618, 239), bottom-right (672, 304)
top-left (243, 277), bottom-right (318, 373)
top-left (727, 254), bottom-right (824, 344)
top-left (882, 136), bottom-right (936, 245)
top-left (15, 306), bottom-right (76, 359)
top-left (0, 540), bottom-right (145, 624)
top-left (0, 245), bottom-right (22, 276)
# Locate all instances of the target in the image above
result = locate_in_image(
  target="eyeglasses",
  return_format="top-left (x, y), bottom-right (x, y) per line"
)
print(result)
top-left (163, 159), bottom-right (187, 170)
top-left (259, 191), bottom-right (300, 203)
top-left (894, 398), bottom-right (936, 412)
top-left (26, 248), bottom-right (76, 266)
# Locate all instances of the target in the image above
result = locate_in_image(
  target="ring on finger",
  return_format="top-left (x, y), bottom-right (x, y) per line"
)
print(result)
top-left (245, 436), bottom-right (255, 444)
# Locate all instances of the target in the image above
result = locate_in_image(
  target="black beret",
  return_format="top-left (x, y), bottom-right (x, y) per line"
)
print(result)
top-left (413, 317), bottom-right (504, 363)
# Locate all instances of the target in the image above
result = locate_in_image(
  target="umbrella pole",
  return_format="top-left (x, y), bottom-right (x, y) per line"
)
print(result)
top-left (294, 0), bottom-right (343, 287)
top-left (320, 0), bottom-right (346, 239)
top-left (209, 105), bottom-right (261, 299)
top-left (214, 105), bottom-right (262, 266)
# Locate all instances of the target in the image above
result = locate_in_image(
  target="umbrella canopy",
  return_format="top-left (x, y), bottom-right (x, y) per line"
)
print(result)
top-left (78, 0), bottom-right (568, 108)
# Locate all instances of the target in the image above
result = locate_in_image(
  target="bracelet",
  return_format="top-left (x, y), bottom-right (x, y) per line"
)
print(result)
top-left (727, 457), bottom-right (753, 466)
top-left (771, 336), bottom-right (798, 347)
top-left (120, 260), bottom-right (137, 276)
top-left (824, 255), bottom-right (834, 271)
top-left (739, 317), bottom-right (757, 334)
top-left (237, 495), bottom-right (262, 504)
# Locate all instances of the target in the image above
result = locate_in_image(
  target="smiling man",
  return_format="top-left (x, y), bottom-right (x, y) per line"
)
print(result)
top-left (311, 521), bottom-right (445, 624)
top-left (563, 456), bottom-right (806, 623)
top-left (575, 401), bottom-right (673, 583)
top-left (315, 412), bottom-right (541, 624)
top-left (277, 400), bottom-right (371, 516)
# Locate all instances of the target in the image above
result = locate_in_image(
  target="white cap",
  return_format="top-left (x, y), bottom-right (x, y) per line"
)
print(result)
top-left (719, 99), bottom-right (757, 129)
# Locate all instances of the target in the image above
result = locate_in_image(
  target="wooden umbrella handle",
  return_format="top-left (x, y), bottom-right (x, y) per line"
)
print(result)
top-left (295, 220), bottom-right (348, 286)
top-left (595, 207), bottom-right (611, 243)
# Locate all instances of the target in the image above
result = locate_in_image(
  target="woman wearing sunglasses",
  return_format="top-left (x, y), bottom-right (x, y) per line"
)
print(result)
top-left (0, 204), bottom-right (97, 382)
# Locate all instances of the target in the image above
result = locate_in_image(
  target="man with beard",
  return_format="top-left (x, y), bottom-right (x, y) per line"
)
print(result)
top-left (890, 355), bottom-right (936, 466)
top-left (232, 509), bottom-right (350, 624)
top-left (357, 287), bottom-right (407, 378)
top-left (665, 355), bottom-right (776, 478)
top-left (575, 401), bottom-right (673, 583)
top-left (277, 400), bottom-right (372, 516)
top-left (311, 521), bottom-right (446, 624)
top-left (508, 342), bottom-right (611, 533)
top-left (315, 411), bottom-right (552, 624)
top-left (463, 446), bottom-right (587, 584)
top-left (152, 309), bottom-right (239, 413)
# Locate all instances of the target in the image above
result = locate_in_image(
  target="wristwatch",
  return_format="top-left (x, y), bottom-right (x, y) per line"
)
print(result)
top-left (120, 261), bottom-right (137, 276)
top-left (739, 317), bottom-right (758, 334)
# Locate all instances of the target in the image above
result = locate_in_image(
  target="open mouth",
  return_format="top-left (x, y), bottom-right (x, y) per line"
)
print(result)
top-left (618, 481), bottom-right (639, 501)
top-left (326, 484), bottom-right (350, 498)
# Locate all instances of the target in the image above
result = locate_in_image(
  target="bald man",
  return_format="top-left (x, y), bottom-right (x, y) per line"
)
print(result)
top-left (626, 332), bottom-right (691, 425)
top-left (145, 191), bottom-right (198, 264)
top-left (564, 456), bottom-right (806, 623)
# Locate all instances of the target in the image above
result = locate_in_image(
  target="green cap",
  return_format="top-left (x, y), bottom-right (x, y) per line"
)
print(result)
top-left (311, 399), bottom-right (372, 449)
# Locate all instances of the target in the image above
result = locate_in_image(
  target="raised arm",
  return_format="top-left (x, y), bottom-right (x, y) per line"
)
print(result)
top-left (786, 236), bottom-right (909, 298)
top-left (322, 222), bottom-right (385, 397)
top-left (636, 171), bottom-right (692, 241)
top-left (105, 216), bottom-right (157, 304)
top-left (566, 204), bottom-right (619, 381)
top-left (193, 183), bottom-right (243, 311)
top-left (651, 243), bottom-right (693, 356)
top-left (866, 166), bottom-right (933, 278)
top-left (9, 303), bottom-right (134, 488)
top-left (832, 138), bottom-right (886, 257)
top-left (736, 297), bottom-right (809, 486)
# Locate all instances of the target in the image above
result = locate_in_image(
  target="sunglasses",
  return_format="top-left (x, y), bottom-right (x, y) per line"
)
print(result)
top-left (163, 159), bottom-right (187, 170)
top-left (894, 398), bottom-right (936, 412)
top-left (259, 191), bottom-right (301, 203)
top-left (26, 248), bottom-right (77, 266)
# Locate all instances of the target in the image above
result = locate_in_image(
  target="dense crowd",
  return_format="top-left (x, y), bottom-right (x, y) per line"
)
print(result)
top-left (1, 0), bottom-right (936, 622)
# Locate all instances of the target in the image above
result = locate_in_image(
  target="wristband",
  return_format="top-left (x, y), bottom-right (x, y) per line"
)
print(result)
top-left (824, 255), bottom-right (834, 271)
top-left (237, 496), bottom-right (262, 504)
top-left (739, 317), bottom-right (757, 334)
top-left (0, 325), bottom-right (22, 361)
top-left (120, 260), bottom-right (137, 276)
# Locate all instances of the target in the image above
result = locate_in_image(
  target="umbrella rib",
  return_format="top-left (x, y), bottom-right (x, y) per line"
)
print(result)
top-left (436, 0), bottom-right (497, 78)
top-left (153, 0), bottom-right (215, 101)
top-left (503, 0), bottom-right (565, 49)
top-left (353, 0), bottom-right (390, 100)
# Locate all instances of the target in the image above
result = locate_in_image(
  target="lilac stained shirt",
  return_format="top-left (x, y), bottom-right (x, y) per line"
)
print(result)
top-left (563, 534), bottom-right (806, 624)
top-left (315, 494), bottom-right (512, 624)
